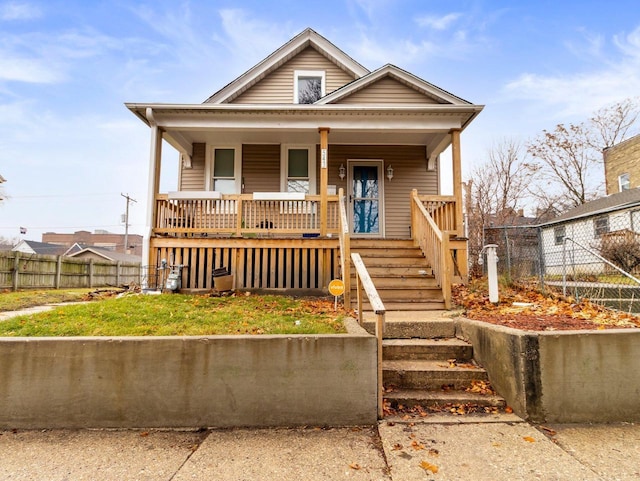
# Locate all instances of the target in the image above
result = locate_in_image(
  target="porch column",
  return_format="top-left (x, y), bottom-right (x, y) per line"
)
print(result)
top-left (450, 128), bottom-right (464, 237)
top-left (142, 108), bottom-right (163, 274)
top-left (319, 127), bottom-right (330, 237)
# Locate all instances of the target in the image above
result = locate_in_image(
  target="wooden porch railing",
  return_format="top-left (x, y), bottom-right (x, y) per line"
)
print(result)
top-left (338, 188), bottom-right (351, 307)
top-left (154, 194), bottom-right (340, 237)
top-left (411, 190), bottom-right (455, 309)
top-left (351, 252), bottom-right (385, 419)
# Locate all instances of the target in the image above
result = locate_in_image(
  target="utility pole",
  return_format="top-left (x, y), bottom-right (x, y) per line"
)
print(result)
top-left (121, 193), bottom-right (137, 254)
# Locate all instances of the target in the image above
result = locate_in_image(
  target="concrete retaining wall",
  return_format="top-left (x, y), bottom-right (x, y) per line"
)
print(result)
top-left (0, 320), bottom-right (377, 429)
top-left (456, 318), bottom-right (640, 423)
top-left (538, 330), bottom-right (640, 422)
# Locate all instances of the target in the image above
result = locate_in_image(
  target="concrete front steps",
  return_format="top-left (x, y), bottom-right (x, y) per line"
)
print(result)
top-left (349, 239), bottom-right (445, 311)
top-left (362, 313), bottom-right (506, 415)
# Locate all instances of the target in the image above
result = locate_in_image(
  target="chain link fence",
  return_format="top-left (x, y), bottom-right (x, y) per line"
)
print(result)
top-left (480, 213), bottom-right (640, 312)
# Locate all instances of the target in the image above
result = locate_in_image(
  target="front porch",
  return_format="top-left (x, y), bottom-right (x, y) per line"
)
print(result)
top-left (146, 189), bottom-right (468, 310)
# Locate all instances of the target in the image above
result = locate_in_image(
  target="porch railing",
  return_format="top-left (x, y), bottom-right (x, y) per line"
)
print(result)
top-left (338, 188), bottom-right (351, 307)
top-left (154, 193), bottom-right (340, 237)
top-left (351, 252), bottom-right (385, 419)
top-left (411, 190), bottom-right (454, 308)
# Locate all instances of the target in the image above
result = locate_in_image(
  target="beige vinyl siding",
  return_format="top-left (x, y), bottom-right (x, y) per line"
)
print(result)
top-left (322, 145), bottom-right (437, 238)
top-left (231, 47), bottom-right (356, 104)
top-left (241, 144), bottom-right (281, 193)
top-left (335, 77), bottom-right (441, 104)
top-left (179, 143), bottom-right (206, 190)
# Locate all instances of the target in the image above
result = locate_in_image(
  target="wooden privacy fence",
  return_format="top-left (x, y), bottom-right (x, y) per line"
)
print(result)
top-left (0, 252), bottom-right (141, 290)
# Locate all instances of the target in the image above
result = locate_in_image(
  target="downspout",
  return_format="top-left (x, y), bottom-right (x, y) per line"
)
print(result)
top-left (142, 107), bottom-right (161, 287)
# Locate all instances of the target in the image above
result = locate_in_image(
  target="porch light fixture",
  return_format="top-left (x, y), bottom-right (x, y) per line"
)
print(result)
top-left (338, 164), bottom-right (346, 180)
top-left (386, 164), bottom-right (394, 181)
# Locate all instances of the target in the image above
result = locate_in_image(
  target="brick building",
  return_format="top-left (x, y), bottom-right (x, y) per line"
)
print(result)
top-left (42, 230), bottom-right (143, 256)
top-left (604, 134), bottom-right (640, 195)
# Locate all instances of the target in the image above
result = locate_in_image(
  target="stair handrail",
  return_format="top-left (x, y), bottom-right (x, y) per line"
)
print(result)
top-left (410, 189), bottom-right (452, 309)
top-left (351, 252), bottom-right (385, 419)
top-left (338, 188), bottom-right (351, 306)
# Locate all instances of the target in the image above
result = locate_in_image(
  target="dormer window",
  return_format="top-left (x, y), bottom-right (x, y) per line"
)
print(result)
top-left (294, 70), bottom-right (325, 104)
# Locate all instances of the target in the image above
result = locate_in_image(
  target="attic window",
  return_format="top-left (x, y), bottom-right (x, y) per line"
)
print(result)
top-left (294, 70), bottom-right (325, 104)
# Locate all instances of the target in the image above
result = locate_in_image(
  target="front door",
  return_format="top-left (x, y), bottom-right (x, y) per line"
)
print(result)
top-left (348, 160), bottom-right (384, 237)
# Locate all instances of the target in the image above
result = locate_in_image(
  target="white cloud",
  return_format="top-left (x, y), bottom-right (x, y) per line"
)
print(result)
top-left (0, 1), bottom-right (41, 21)
top-left (216, 9), bottom-right (291, 64)
top-left (0, 55), bottom-right (63, 83)
top-left (416, 13), bottom-right (462, 31)
top-left (503, 25), bottom-right (640, 118)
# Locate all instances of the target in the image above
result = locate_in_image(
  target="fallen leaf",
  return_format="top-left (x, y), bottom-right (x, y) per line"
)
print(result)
top-left (349, 463), bottom-right (361, 470)
top-left (540, 426), bottom-right (557, 436)
top-left (428, 448), bottom-right (439, 457)
top-left (505, 406), bottom-right (514, 413)
top-left (492, 442), bottom-right (501, 447)
top-left (411, 440), bottom-right (425, 450)
top-left (140, 431), bottom-right (149, 437)
top-left (392, 443), bottom-right (403, 451)
top-left (523, 436), bottom-right (536, 443)
top-left (420, 461), bottom-right (439, 474)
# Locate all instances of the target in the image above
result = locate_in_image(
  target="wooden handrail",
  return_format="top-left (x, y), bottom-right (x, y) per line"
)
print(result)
top-left (351, 252), bottom-right (385, 419)
top-left (338, 188), bottom-right (351, 307)
top-left (411, 189), bottom-right (452, 309)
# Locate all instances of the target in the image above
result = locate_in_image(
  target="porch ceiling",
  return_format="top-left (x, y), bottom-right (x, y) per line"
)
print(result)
top-left (127, 102), bottom-right (483, 159)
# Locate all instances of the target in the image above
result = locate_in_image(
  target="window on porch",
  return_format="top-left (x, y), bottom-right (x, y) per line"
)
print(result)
top-left (207, 146), bottom-right (241, 194)
top-left (281, 145), bottom-right (316, 195)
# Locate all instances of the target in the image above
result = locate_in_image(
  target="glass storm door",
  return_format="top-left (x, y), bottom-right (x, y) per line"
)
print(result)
top-left (350, 162), bottom-right (382, 236)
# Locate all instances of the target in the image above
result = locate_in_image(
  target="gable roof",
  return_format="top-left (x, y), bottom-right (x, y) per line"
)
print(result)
top-left (204, 28), bottom-right (369, 104)
top-left (68, 246), bottom-right (141, 263)
top-left (541, 187), bottom-right (640, 227)
top-left (12, 240), bottom-right (67, 256)
top-left (317, 64), bottom-right (472, 106)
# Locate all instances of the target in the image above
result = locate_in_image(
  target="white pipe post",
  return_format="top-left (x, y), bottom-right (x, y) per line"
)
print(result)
top-left (485, 244), bottom-right (499, 304)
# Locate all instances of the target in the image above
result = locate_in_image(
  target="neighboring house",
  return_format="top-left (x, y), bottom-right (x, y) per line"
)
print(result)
top-left (42, 230), bottom-right (143, 256)
top-left (67, 245), bottom-right (141, 264)
top-left (539, 187), bottom-right (640, 275)
top-left (604, 134), bottom-right (640, 195)
top-left (127, 28), bottom-right (483, 307)
top-left (12, 240), bottom-right (67, 256)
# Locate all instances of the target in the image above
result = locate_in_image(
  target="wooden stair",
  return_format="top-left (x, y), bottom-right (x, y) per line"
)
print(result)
top-left (349, 239), bottom-right (445, 311)
top-left (362, 316), bottom-right (506, 415)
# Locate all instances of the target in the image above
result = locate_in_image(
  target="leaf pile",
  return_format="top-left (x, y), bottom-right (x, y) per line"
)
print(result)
top-left (454, 281), bottom-right (640, 331)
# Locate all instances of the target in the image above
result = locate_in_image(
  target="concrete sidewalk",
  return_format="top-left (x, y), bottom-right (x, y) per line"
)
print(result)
top-left (1, 419), bottom-right (638, 480)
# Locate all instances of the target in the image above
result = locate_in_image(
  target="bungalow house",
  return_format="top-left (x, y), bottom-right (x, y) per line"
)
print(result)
top-left (127, 28), bottom-right (483, 309)
top-left (539, 187), bottom-right (640, 277)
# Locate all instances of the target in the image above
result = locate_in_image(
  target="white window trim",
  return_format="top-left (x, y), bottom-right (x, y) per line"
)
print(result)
top-left (293, 70), bottom-right (326, 104)
top-left (280, 144), bottom-right (317, 195)
top-left (619, 173), bottom-right (630, 192)
top-left (205, 144), bottom-right (242, 193)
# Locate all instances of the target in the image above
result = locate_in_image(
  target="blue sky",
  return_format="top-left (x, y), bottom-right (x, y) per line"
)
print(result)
top-left (1, 0), bottom-right (639, 242)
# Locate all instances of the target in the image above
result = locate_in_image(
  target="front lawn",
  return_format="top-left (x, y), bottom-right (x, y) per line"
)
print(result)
top-left (0, 288), bottom-right (89, 312)
top-left (0, 293), bottom-right (348, 336)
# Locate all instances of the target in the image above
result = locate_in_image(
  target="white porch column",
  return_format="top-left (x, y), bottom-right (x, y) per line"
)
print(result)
top-left (142, 108), bottom-right (162, 276)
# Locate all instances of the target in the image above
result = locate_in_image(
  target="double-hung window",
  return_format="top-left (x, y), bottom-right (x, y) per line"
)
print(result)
top-left (207, 147), bottom-right (240, 194)
top-left (281, 146), bottom-right (316, 195)
top-left (294, 70), bottom-right (325, 104)
top-left (594, 216), bottom-right (609, 237)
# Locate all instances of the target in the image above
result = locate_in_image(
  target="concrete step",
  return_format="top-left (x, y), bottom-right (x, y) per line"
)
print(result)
top-left (385, 389), bottom-right (507, 410)
top-left (383, 359), bottom-right (488, 390)
top-left (362, 319), bottom-right (456, 338)
top-left (383, 338), bottom-right (473, 361)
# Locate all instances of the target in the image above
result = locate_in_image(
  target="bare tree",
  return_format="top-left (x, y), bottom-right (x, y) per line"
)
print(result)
top-left (526, 98), bottom-right (640, 210)
top-left (465, 138), bottom-right (532, 276)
